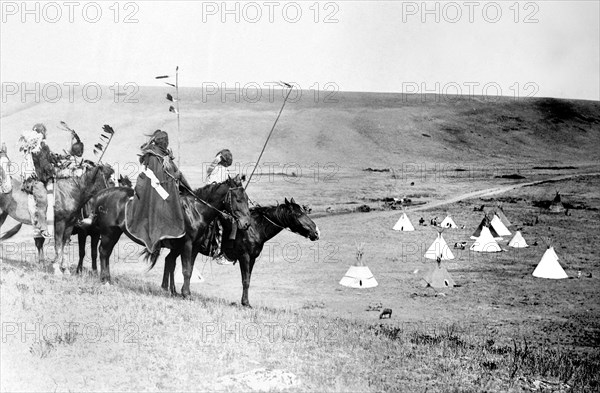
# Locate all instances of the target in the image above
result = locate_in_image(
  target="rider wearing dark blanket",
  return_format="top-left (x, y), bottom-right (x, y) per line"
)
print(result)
top-left (127, 130), bottom-right (192, 253)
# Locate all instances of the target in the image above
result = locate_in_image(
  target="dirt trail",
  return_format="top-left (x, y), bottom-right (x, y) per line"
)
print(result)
top-left (314, 171), bottom-right (600, 220)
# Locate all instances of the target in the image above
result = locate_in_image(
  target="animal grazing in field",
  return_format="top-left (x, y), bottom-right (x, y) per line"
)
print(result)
top-left (161, 198), bottom-right (320, 307)
top-left (93, 175), bottom-right (251, 298)
top-left (379, 308), bottom-right (392, 319)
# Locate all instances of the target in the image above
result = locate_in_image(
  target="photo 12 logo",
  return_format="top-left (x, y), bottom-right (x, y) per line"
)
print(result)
top-left (1, 1), bottom-right (140, 23)
top-left (2, 82), bottom-right (139, 104)
top-left (401, 81), bottom-right (539, 102)
top-left (400, 1), bottom-right (540, 23)
top-left (201, 82), bottom-right (339, 104)
top-left (201, 1), bottom-right (340, 23)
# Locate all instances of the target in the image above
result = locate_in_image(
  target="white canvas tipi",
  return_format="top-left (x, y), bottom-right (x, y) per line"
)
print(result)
top-left (422, 259), bottom-right (456, 288)
top-left (425, 232), bottom-right (455, 260)
top-left (470, 226), bottom-right (502, 252)
top-left (340, 244), bottom-right (378, 288)
top-left (490, 214), bottom-right (511, 237)
top-left (440, 215), bottom-right (458, 229)
top-left (532, 247), bottom-right (568, 279)
top-left (393, 212), bottom-right (415, 231)
top-left (508, 231), bottom-right (529, 248)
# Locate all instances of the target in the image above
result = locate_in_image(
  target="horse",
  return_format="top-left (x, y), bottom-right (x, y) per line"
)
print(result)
top-left (92, 175), bottom-right (251, 297)
top-left (0, 160), bottom-right (114, 274)
top-left (74, 175), bottom-right (132, 275)
top-left (161, 198), bottom-right (320, 307)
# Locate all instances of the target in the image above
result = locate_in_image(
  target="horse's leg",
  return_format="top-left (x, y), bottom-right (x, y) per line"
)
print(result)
top-left (99, 230), bottom-right (119, 284)
top-left (180, 240), bottom-right (193, 298)
top-left (76, 231), bottom-right (86, 274)
top-left (162, 249), bottom-right (179, 295)
top-left (90, 232), bottom-right (99, 273)
top-left (34, 237), bottom-right (45, 264)
top-left (239, 254), bottom-right (253, 307)
top-left (61, 226), bottom-right (75, 276)
top-left (52, 221), bottom-right (66, 276)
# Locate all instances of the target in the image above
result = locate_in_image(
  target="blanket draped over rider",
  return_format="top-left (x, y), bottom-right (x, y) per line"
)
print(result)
top-left (127, 130), bottom-right (186, 253)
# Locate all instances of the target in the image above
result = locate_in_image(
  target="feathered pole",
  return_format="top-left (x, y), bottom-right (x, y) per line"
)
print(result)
top-left (94, 125), bottom-right (115, 164)
top-left (245, 81), bottom-right (293, 190)
top-left (156, 66), bottom-right (181, 166)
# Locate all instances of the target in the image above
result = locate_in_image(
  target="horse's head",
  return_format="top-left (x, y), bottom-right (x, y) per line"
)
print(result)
top-left (118, 174), bottom-right (133, 188)
top-left (224, 174), bottom-right (251, 230)
top-left (83, 163), bottom-right (115, 189)
top-left (279, 198), bottom-right (320, 241)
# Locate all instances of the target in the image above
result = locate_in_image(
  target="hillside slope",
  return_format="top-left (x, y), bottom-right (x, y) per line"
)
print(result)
top-left (1, 87), bottom-right (599, 186)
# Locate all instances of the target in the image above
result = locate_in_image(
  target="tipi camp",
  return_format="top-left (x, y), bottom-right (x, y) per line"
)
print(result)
top-left (508, 231), bottom-right (529, 248)
top-left (470, 226), bottom-right (502, 253)
top-left (440, 215), bottom-right (458, 229)
top-left (339, 243), bottom-right (378, 288)
top-left (393, 208), bottom-right (415, 231)
top-left (425, 230), bottom-right (455, 260)
top-left (532, 246), bottom-right (568, 279)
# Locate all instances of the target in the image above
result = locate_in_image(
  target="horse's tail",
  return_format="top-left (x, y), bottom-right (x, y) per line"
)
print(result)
top-left (142, 247), bottom-right (162, 271)
top-left (0, 223), bottom-right (23, 241)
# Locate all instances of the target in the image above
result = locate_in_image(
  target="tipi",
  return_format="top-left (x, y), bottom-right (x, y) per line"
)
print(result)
top-left (532, 247), bottom-right (568, 279)
top-left (393, 208), bottom-right (415, 231)
top-left (425, 230), bottom-right (455, 260)
top-left (470, 226), bottom-right (502, 252)
top-left (495, 206), bottom-right (512, 227)
top-left (490, 214), bottom-right (511, 237)
top-left (339, 243), bottom-right (378, 288)
top-left (549, 192), bottom-right (566, 213)
top-left (508, 231), bottom-right (529, 248)
top-left (440, 215), bottom-right (458, 229)
top-left (422, 258), bottom-right (455, 288)
top-left (471, 215), bottom-right (502, 240)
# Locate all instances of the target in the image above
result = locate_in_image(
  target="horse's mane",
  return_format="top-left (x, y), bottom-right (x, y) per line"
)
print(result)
top-left (193, 182), bottom-right (222, 200)
top-left (251, 204), bottom-right (280, 216)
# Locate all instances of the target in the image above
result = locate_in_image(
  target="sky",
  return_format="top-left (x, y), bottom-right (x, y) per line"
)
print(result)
top-left (1, 0), bottom-right (599, 100)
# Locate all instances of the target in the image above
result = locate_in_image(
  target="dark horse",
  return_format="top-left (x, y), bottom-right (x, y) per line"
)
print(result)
top-left (160, 198), bottom-right (320, 307)
top-left (74, 175), bottom-right (132, 274)
top-left (0, 161), bottom-right (114, 274)
top-left (92, 175), bottom-right (251, 297)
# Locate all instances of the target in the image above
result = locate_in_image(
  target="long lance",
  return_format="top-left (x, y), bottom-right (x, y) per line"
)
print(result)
top-left (175, 66), bottom-right (181, 167)
top-left (245, 83), bottom-right (293, 190)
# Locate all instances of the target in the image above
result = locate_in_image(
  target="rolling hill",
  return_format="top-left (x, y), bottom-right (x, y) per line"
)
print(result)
top-left (1, 86), bottom-right (599, 187)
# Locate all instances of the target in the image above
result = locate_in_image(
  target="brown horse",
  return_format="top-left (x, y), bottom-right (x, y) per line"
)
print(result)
top-left (161, 198), bottom-right (320, 307)
top-left (0, 161), bottom-right (114, 274)
top-left (74, 175), bottom-right (132, 274)
top-left (92, 175), bottom-right (251, 297)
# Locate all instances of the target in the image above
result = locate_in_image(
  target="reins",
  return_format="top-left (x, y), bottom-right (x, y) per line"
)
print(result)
top-left (258, 208), bottom-right (292, 233)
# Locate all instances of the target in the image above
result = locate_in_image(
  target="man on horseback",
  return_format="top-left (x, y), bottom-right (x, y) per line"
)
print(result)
top-left (57, 128), bottom-right (91, 178)
top-left (205, 149), bottom-right (236, 264)
top-left (206, 149), bottom-right (233, 183)
top-left (18, 123), bottom-right (58, 238)
top-left (127, 130), bottom-right (192, 253)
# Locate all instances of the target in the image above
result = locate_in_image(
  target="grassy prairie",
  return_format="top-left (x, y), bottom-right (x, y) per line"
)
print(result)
top-left (1, 89), bottom-right (600, 391)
